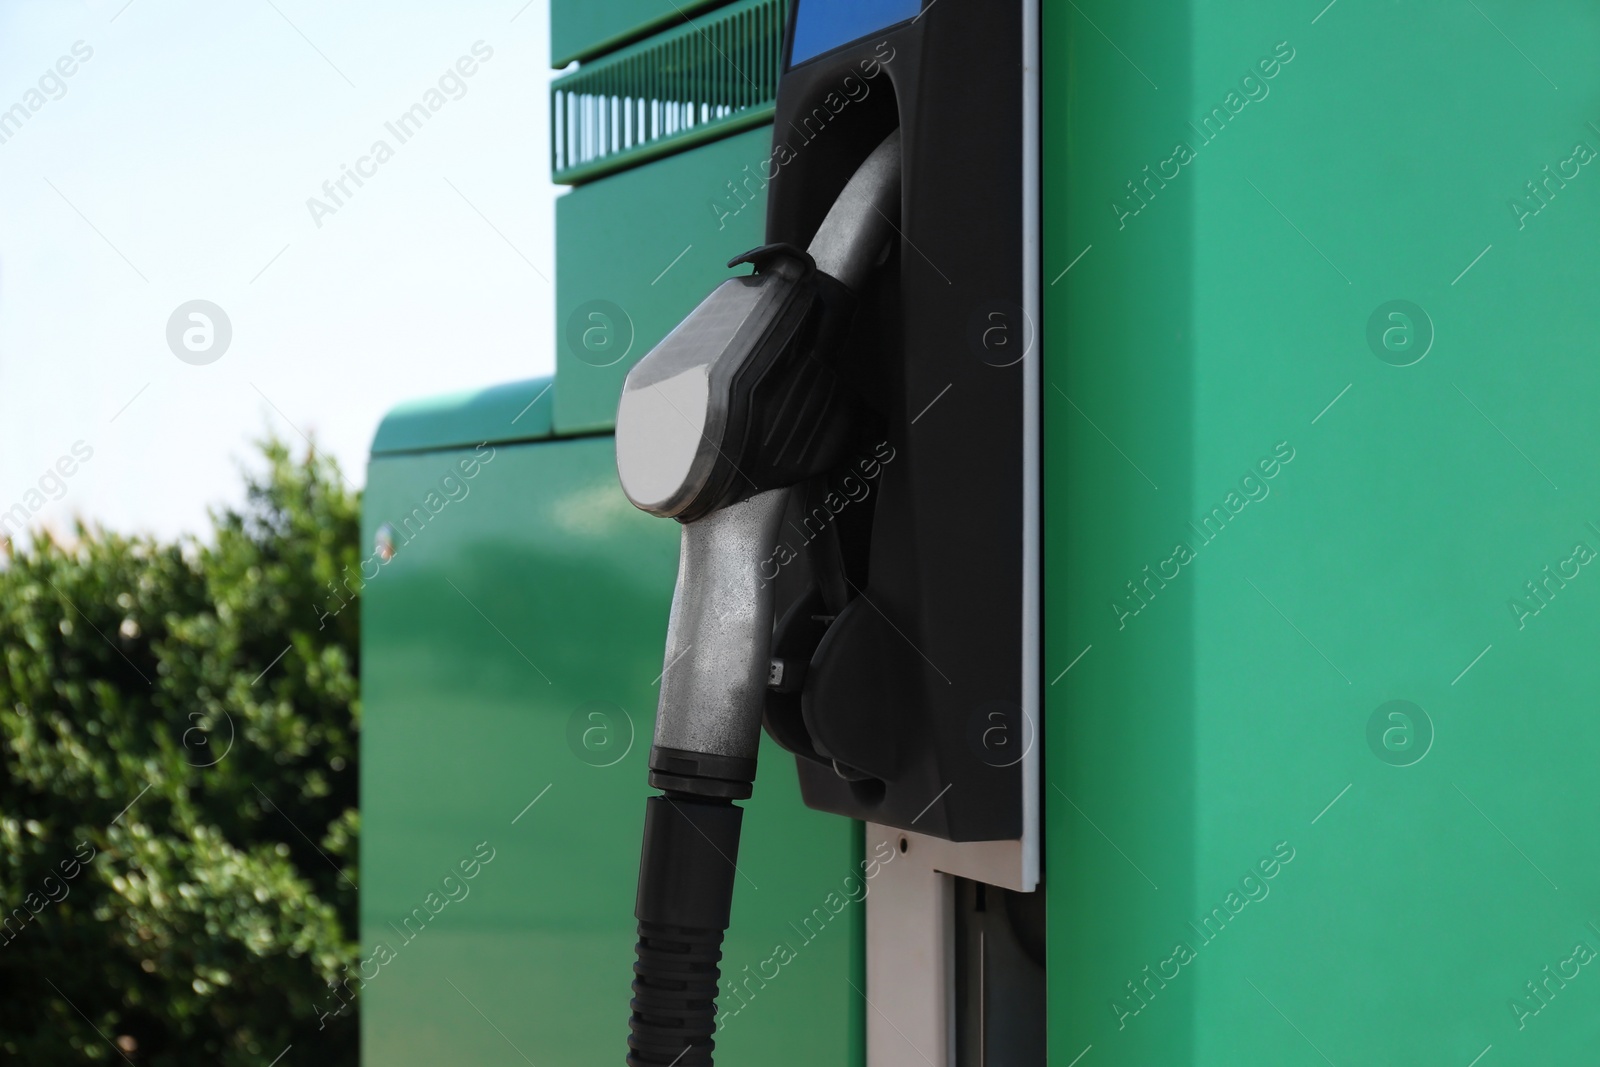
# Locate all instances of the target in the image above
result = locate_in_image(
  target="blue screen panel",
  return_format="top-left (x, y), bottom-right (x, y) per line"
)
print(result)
top-left (789, 0), bottom-right (921, 65)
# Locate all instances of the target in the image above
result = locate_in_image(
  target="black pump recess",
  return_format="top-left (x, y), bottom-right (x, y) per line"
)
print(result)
top-left (761, 0), bottom-right (1028, 842)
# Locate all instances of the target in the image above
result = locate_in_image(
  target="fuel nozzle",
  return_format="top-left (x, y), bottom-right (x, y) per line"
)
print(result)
top-left (615, 130), bottom-right (901, 1067)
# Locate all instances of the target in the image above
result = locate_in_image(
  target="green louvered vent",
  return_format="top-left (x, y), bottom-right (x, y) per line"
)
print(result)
top-left (552, 0), bottom-right (785, 185)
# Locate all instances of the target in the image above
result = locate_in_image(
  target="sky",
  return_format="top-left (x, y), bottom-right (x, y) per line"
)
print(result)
top-left (0, 0), bottom-right (562, 542)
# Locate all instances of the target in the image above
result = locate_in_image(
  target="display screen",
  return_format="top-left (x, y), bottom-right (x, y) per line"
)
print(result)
top-left (789, 0), bottom-right (921, 66)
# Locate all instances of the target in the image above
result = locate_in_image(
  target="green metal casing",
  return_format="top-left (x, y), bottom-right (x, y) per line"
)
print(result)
top-left (550, 0), bottom-right (785, 186)
top-left (552, 0), bottom-right (727, 66)
top-left (1045, 1), bottom-right (1600, 1063)
top-left (553, 127), bottom-right (772, 434)
top-left (360, 385), bottom-right (861, 1065)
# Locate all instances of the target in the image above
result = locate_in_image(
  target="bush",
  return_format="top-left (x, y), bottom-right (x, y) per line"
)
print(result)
top-left (0, 439), bottom-right (361, 1065)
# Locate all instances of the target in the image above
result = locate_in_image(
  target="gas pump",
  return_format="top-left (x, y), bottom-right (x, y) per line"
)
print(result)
top-left (616, 2), bottom-right (1040, 1064)
top-left (361, 2), bottom-right (1600, 1065)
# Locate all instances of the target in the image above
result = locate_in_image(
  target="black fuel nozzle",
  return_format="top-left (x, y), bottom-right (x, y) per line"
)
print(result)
top-left (615, 130), bottom-right (901, 1067)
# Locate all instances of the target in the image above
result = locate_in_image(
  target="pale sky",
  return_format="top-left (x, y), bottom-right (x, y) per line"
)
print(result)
top-left (0, 0), bottom-right (561, 542)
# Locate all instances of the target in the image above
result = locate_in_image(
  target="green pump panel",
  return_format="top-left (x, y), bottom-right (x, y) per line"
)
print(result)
top-left (1046, 1), bottom-right (1600, 1064)
top-left (361, 0), bottom-right (1600, 1063)
top-left (360, 399), bottom-right (862, 1064)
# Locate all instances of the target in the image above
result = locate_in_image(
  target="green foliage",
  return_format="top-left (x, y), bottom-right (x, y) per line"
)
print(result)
top-left (0, 439), bottom-right (361, 1065)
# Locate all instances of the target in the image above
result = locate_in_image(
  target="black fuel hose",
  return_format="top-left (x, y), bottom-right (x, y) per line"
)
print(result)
top-left (627, 794), bottom-right (743, 1066)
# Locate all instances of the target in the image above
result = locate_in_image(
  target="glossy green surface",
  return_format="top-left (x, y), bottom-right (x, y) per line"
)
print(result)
top-left (370, 376), bottom-right (553, 456)
top-left (552, 0), bottom-right (728, 68)
top-left (360, 433), bottom-right (860, 1065)
top-left (1045, 2), bottom-right (1600, 1063)
top-left (554, 126), bottom-right (772, 435)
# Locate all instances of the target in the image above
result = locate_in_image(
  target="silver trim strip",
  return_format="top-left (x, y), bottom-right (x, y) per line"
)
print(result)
top-left (865, 824), bottom-right (954, 1067)
top-left (1019, 0), bottom-right (1042, 895)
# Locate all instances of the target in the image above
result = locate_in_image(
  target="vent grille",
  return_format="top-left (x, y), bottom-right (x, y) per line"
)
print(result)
top-left (551, 0), bottom-right (786, 185)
